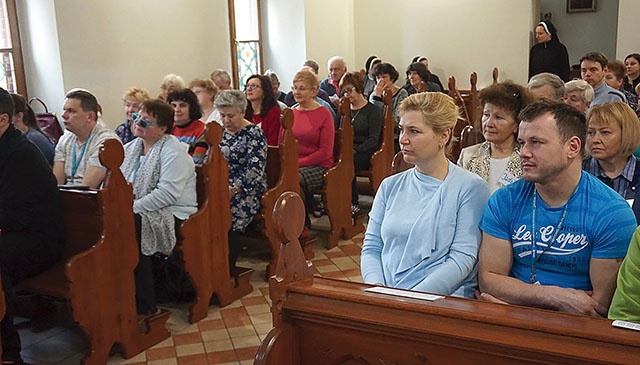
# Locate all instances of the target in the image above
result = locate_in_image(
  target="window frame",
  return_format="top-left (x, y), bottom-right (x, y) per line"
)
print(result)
top-left (227, 0), bottom-right (264, 89)
top-left (2, 0), bottom-right (26, 94)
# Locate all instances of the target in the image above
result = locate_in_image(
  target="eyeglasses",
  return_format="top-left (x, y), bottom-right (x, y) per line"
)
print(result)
top-left (343, 86), bottom-right (357, 95)
top-left (291, 86), bottom-right (312, 92)
top-left (244, 84), bottom-right (261, 91)
top-left (131, 112), bottom-right (160, 128)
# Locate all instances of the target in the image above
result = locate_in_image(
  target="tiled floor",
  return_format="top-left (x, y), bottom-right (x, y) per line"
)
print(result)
top-left (17, 199), bottom-right (370, 365)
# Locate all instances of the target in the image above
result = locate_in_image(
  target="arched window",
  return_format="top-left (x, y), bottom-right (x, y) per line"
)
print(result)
top-left (228, 0), bottom-right (263, 90)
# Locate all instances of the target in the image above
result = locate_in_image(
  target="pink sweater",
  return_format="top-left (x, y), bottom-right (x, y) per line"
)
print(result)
top-left (291, 107), bottom-right (334, 168)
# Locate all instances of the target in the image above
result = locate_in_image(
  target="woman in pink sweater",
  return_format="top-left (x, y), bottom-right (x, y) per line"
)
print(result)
top-left (291, 69), bottom-right (335, 234)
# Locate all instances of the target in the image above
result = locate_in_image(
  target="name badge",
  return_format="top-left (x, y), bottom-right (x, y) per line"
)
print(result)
top-left (498, 171), bottom-right (518, 186)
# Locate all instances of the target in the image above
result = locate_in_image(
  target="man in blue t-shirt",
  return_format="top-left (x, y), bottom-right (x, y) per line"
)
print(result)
top-left (478, 101), bottom-right (636, 317)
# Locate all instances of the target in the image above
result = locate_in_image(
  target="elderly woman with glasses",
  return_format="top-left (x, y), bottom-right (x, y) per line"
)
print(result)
top-left (216, 90), bottom-right (268, 270)
top-left (244, 74), bottom-right (282, 146)
top-left (120, 99), bottom-right (198, 316)
top-left (339, 71), bottom-right (383, 214)
top-left (458, 82), bottom-right (535, 194)
top-left (289, 69), bottom-right (335, 236)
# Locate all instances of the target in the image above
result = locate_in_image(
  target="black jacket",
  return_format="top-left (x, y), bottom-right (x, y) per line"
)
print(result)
top-left (529, 40), bottom-right (571, 82)
top-left (0, 125), bottom-right (64, 244)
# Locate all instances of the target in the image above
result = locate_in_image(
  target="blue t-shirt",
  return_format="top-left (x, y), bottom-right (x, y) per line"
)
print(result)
top-left (480, 171), bottom-right (636, 290)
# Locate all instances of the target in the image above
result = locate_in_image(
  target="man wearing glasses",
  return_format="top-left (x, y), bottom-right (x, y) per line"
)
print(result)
top-left (53, 89), bottom-right (119, 188)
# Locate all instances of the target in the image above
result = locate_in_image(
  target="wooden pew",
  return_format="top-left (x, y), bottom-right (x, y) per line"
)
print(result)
top-left (318, 99), bottom-right (365, 249)
top-left (17, 139), bottom-right (170, 365)
top-left (391, 150), bottom-right (413, 175)
top-left (448, 75), bottom-right (483, 162)
top-left (255, 193), bottom-right (640, 364)
top-left (255, 108), bottom-right (316, 279)
top-left (355, 89), bottom-right (394, 195)
top-left (177, 122), bottom-right (253, 324)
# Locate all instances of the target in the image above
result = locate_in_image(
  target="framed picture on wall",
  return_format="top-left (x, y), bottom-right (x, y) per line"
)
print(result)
top-left (566, 0), bottom-right (597, 13)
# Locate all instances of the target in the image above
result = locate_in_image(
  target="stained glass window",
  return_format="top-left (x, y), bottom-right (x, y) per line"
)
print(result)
top-left (230, 0), bottom-right (262, 89)
top-left (237, 41), bottom-right (260, 90)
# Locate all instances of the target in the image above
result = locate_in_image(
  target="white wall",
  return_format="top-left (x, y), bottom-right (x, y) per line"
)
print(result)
top-left (261, 0), bottom-right (307, 90)
top-left (304, 0), bottom-right (355, 80)
top-left (540, 0), bottom-right (619, 65)
top-left (17, 0), bottom-right (65, 118)
top-left (353, 0), bottom-right (534, 89)
top-left (616, 0), bottom-right (640, 59)
top-left (19, 0), bottom-right (233, 129)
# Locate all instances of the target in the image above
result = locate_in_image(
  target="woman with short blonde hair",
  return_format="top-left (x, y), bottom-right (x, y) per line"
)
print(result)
top-left (190, 78), bottom-right (220, 124)
top-left (115, 87), bottom-right (152, 144)
top-left (290, 69), bottom-right (334, 237)
top-left (361, 92), bottom-right (489, 298)
top-left (583, 102), bottom-right (640, 223)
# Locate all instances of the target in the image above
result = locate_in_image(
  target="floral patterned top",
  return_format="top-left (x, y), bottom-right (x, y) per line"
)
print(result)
top-left (219, 123), bottom-right (267, 232)
top-left (115, 119), bottom-right (136, 144)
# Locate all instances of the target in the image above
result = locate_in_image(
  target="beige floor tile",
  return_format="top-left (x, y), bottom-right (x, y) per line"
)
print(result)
top-left (174, 342), bottom-right (205, 357)
top-left (227, 325), bottom-right (256, 338)
top-left (147, 359), bottom-right (178, 365)
top-left (315, 264), bottom-right (340, 273)
top-left (201, 328), bottom-right (230, 341)
top-left (231, 334), bottom-right (261, 349)
top-left (249, 312), bottom-right (272, 325)
top-left (245, 304), bottom-right (270, 315)
top-left (204, 338), bottom-right (234, 353)
top-left (253, 322), bottom-right (274, 336)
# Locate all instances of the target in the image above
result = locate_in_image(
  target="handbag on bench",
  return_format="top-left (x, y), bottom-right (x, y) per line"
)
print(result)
top-left (29, 97), bottom-right (64, 143)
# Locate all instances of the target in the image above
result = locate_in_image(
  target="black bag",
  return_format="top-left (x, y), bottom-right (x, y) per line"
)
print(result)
top-left (152, 252), bottom-right (195, 304)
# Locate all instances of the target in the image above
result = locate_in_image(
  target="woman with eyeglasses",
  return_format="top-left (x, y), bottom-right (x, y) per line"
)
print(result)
top-left (115, 87), bottom-right (151, 144)
top-left (290, 69), bottom-right (335, 237)
top-left (402, 62), bottom-right (442, 95)
top-left (215, 90), bottom-right (267, 269)
top-left (190, 78), bottom-right (220, 124)
top-left (370, 62), bottom-right (409, 153)
top-left (244, 74), bottom-right (282, 146)
top-left (120, 99), bottom-right (197, 316)
top-left (458, 82), bottom-right (535, 194)
top-left (339, 72), bottom-right (383, 215)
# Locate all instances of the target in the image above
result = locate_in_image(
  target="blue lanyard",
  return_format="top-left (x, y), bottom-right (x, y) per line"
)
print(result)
top-left (71, 130), bottom-right (92, 181)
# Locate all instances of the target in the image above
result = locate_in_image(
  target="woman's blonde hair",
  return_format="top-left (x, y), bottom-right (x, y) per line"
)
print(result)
top-left (398, 92), bottom-right (459, 149)
top-left (586, 102), bottom-right (640, 156)
top-left (122, 87), bottom-right (151, 103)
top-left (293, 69), bottom-right (319, 89)
top-left (189, 78), bottom-right (218, 102)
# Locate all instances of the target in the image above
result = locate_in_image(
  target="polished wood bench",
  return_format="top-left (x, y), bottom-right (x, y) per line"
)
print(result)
top-left (17, 139), bottom-right (170, 365)
top-left (355, 88), bottom-right (394, 195)
top-left (177, 122), bottom-right (253, 323)
top-left (255, 191), bottom-right (640, 365)
top-left (317, 98), bottom-right (365, 249)
top-left (449, 74), bottom-right (483, 162)
top-left (255, 108), bottom-right (315, 278)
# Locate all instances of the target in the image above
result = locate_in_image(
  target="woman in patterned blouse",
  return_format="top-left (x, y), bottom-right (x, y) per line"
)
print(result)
top-left (457, 82), bottom-right (535, 194)
top-left (215, 90), bottom-right (268, 270)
